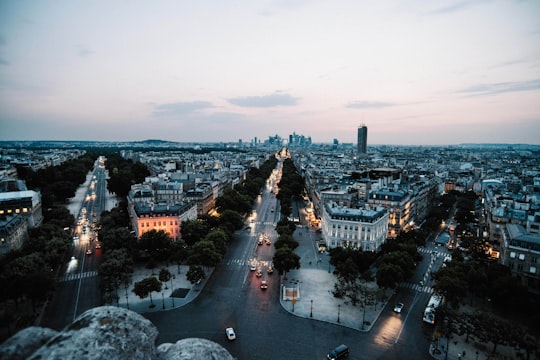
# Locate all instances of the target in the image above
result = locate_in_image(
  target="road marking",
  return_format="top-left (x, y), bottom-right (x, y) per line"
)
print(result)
top-left (60, 270), bottom-right (98, 282)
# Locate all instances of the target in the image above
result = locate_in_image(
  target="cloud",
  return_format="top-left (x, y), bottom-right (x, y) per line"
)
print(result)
top-left (152, 101), bottom-right (215, 117)
top-left (227, 92), bottom-right (299, 107)
top-left (459, 79), bottom-right (540, 96)
top-left (346, 101), bottom-right (397, 109)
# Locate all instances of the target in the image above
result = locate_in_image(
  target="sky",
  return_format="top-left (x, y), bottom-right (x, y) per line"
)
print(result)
top-left (1, 0), bottom-right (539, 145)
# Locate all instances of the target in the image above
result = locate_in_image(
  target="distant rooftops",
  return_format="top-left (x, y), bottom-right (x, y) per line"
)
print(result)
top-left (0, 179), bottom-right (28, 193)
top-left (324, 202), bottom-right (387, 223)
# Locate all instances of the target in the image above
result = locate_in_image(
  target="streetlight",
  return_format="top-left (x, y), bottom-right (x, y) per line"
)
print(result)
top-left (337, 304), bottom-right (341, 323)
top-left (310, 299), bottom-right (313, 317)
top-left (125, 289), bottom-right (129, 310)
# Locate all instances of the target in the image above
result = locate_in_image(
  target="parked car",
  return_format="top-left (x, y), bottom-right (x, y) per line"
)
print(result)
top-left (393, 302), bottom-right (404, 313)
top-left (225, 327), bottom-right (236, 341)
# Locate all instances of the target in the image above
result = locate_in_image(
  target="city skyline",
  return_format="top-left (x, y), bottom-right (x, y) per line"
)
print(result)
top-left (1, 1), bottom-right (539, 145)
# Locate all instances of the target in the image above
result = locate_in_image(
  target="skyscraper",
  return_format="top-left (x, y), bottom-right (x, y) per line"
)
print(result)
top-left (357, 124), bottom-right (367, 154)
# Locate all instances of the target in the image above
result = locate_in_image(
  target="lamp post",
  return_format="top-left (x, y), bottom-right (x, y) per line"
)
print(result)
top-left (125, 287), bottom-right (129, 310)
top-left (310, 299), bottom-right (313, 318)
top-left (337, 304), bottom-right (341, 323)
top-left (171, 276), bottom-right (175, 307)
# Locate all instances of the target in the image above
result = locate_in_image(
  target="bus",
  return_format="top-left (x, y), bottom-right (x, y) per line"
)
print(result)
top-left (423, 294), bottom-right (443, 324)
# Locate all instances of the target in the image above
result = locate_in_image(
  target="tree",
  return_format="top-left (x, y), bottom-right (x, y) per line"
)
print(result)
top-left (158, 268), bottom-right (171, 289)
top-left (169, 240), bottom-right (188, 274)
top-left (132, 276), bottom-right (162, 308)
top-left (187, 240), bottom-right (222, 269)
top-left (100, 227), bottom-right (135, 252)
top-left (274, 234), bottom-right (299, 251)
top-left (218, 210), bottom-right (244, 235)
top-left (99, 249), bottom-right (134, 304)
top-left (181, 219), bottom-right (209, 246)
top-left (25, 272), bottom-right (55, 314)
top-left (138, 229), bottom-right (172, 260)
top-left (186, 265), bottom-right (205, 285)
top-left (272, 247), bottom-right (300, 277)
top-left (376, 263), bottom-right (403, 289)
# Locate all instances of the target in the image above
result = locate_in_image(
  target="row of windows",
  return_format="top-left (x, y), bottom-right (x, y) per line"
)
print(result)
top-left (141, 220), bottom-right (179, 227)
top-left (509, 251), bottom-right (538, 263)
top-left (508, 262), bottom-right (537, 274)
top-left (332, 224), bottom-right (372, 232)
top-left (0, 208), bottom-right (29, 215)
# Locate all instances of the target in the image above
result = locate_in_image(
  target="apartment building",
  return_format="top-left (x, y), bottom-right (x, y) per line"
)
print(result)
top-left (500, 223), bottom-right (540, 291)
top-left (130, 202), bottom-right (197, 240)
top-left (321, 202), bottom-right (388, 252)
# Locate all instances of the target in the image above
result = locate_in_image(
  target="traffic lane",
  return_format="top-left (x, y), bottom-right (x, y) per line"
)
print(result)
top-left (73, 275), bottom-right (100, 320)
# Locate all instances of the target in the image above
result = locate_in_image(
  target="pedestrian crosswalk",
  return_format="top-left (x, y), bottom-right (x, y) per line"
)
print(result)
top-left (399, 282), bottom-right (434, 294)
top-left (60, 270), bottom-right (98, 282)
top-left (226, 259), bottom-right (248, 267)
top-left (417, 247), bottom-right (452, 262)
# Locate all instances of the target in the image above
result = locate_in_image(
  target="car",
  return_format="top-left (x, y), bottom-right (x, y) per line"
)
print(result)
top-left (95, 243), bottom-right (102, 249)
top-left (327, 344), bottom-right (349, 360)
top-left (260, 280), bottom-right (268, 290)
top-left (225, 327), bottom-right (236, 341)
top-left (255, 270), bottom-right (263, 278)
top-left (265, 238), bottom-right (271, 245)
top-left (86, 249), bottom-right (93, 255)
top-left (267, 267), bottom-right (274, 274)
top-left (250, 264), bottom-right (257, 271)
top-left (258, 239), bottom-right (263, 245)
top-left (393, 302), bottom-right (404, 313)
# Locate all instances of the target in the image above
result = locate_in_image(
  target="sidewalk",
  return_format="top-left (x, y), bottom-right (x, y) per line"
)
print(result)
top-left (429, 332), bottom-right (526, 360)
top-left (122, 260), bottom-right (391, 330)
top-left (279, 266), bottom-right (391, 331)
top-left (115, 264), bottom-right (210, 313)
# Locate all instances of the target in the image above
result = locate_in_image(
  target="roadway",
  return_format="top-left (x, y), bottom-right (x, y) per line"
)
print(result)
top-left (41, 155), bottom-right (447, 359)
top-left (40, 157), bottom-right (108, 329)
top-left (144, 160), bottom-right (442, 359)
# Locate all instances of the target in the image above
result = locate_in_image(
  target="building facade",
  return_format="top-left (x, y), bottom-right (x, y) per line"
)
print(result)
top-left (357, 125), bottom-right (368, 154)
top-left (130, 202), bottom-right (197, 240)
top-left (500, 223), bottom-right (540, 291)
top-left (321, 202), bottom-right (388, 252)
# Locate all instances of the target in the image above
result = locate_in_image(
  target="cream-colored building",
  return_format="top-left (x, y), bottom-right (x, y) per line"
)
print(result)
top-left (321, 202), bottom-right (388, 252)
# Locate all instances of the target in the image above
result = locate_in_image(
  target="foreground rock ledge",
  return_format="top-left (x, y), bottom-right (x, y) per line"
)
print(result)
top-left (0, 306), bottom-right (234, 360)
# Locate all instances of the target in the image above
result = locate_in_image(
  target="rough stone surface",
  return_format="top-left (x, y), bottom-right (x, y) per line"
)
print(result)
top-left (157, 338), bottom-right (235, 360)
top-left (0, 306), bottom-right (235, 360)
top-left (0, 326), bottom-right (58, 360)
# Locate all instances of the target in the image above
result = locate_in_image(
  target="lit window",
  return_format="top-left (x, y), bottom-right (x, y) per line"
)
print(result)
top-left (518, 254), bottom-right (525, 260)
top-left (530, 267), bottom-right (537, 274)
top-left (510, 252), bottom-right (516, 258)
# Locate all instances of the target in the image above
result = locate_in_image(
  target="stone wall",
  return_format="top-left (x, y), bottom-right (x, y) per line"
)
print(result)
top-left (0, 306), bottom-right (234, 360)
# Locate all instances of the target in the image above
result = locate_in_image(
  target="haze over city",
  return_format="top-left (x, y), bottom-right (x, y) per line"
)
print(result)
top-left (1, 0), bottom-right (539, 145)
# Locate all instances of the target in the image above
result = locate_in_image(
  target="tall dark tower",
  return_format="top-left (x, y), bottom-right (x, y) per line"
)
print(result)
top-left (357, 124), bottom-right (367, 154)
